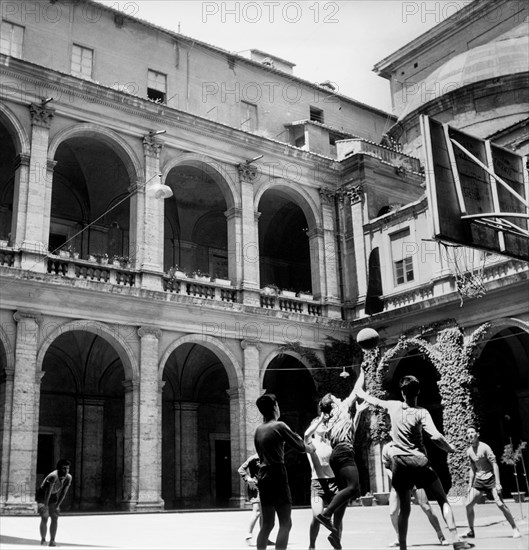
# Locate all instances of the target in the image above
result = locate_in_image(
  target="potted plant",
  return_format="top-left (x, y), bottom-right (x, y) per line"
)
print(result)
top-left (280, 288), bottom-right (296, 298)
top-left (68, 245), bottom-right (80, 259)
top-left (0, 238), bottom-right (8, 248)
top-left (58, 248), bottom-right (70, 259)
top-left (374, 492), bottom-right (390, 506)
top-left (262, 283), bottom-right (280, 296)
top-left (360, 492), bottom-right (374, 506)
top-left (167, 265), bottom-right (186, 279)
top-left (296, 290), bottom-right (313, 300)
top-left (193, 269), bottom-right (210, 282)
top-left (501, 441), bottom-right (528, 502)
top-left (213, 274), bottom-right (232, 286)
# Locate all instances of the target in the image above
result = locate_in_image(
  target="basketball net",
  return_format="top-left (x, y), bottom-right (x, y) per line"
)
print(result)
top-left (441, 242), bottom-right (487, 307)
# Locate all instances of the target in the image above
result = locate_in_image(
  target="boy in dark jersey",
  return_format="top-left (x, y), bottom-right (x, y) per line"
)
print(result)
top-left (254, 393), bottom-right (308, 550)
top-left (463, 426), bottom-right (521, 539)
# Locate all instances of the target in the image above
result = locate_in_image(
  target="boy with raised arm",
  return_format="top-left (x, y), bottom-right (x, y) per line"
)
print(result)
top-left (355, 374), bottom-right (472, 550)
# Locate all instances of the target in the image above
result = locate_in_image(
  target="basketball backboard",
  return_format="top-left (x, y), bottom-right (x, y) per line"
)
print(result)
top-left (420, 115), bottom-right (529, 261)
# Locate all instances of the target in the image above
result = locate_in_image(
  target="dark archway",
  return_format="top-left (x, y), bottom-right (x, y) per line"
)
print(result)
top-left (161, 343), bottom-right (230, 508)
top-left (472, 327), bottom-right (529, 495)
top-left (0, 121), bottom-right (16, 242)
top-left (386, 348), bottom-right (451, 492)
top-left (258, 192), bottom-right (311, 293)
top-left (263, 354), bottom-right (317, 505)
top-left (39, 330), bottom-right (125, 511)
top-left (164, 165), bottom-right (228, 276)
top-left (51, 138), bottom-right (131, 259)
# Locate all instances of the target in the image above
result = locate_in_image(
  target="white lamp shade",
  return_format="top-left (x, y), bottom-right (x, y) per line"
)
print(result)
top-left (148, 182), bottom-right (173, 199)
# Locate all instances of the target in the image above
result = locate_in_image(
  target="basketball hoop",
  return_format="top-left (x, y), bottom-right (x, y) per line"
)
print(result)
top-left (441, 242), bottom-right (488, 307)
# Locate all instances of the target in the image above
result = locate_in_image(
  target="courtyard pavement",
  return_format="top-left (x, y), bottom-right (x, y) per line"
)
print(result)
top-left (0, 501), bottom-right (528, 550)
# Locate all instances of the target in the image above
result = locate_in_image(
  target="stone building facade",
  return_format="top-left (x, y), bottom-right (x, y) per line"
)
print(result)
top-left (0, 0), bottom-right (527, 513)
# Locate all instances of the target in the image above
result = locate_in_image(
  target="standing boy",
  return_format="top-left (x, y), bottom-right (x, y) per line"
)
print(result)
top-left (37, 459), bottom-right (72, 547)
top-left (254, 393), bottom-right (308, 550)
top-left (463, 426), bottom-right (521, 539)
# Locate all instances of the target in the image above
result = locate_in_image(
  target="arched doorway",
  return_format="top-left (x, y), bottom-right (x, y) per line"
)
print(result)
top-left (472, 326), bottom-right (529, 495)
top-left (258, 191), bottom-right (312, 293)
top-left (161, 343), bottom-right (231, 508)
top-left (263, 354), bottom-right (317, 505)
top-left (386, 348), bottom-right (451, 492)
top-left (39, 330), bottom-right (125, 510)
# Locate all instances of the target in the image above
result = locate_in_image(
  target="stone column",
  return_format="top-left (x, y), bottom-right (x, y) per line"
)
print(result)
top-left (343, 185), bottom-right (367, 304)
top-left (314, 188), bottom-right (342, 318)
top-left (1, 311), bottom-right (42, 513)
top-left (174, 402), bottom-right (199, 506)
top-left (240, 340), bottom-right (262, 456)
top-left (227, 386), bottom-right (244, 507)
top-left (225, 207), bottom-right (243, 284)
top-left (237, 164), bottom-right (261, 305)
top-left (140, 135), bottom-right (165, 290)
top-left (18, 104), bottom-right (55, 271)
top-left (10, 153), bottom-right (30, 248)
top-left (136, 327), bottom-right (164, 510)
top-left (75, 398), bottom-right (104, 509)
top-left (0, 368), bottom-right (15, 504)
top-left (121, 379), bottom-right (139, 511)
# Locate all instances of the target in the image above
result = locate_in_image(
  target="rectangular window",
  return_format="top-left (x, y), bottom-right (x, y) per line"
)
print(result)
top-left (241, 101), bottom-right (258, 131)
top-left (390, 228), bottom-right (414, 285)
top-left (0, 21), bottom-right (24, 57)
top-left (310, 106), bottom-right (324, 123)
top-left (71, 44), bottom-right (93, 78)
top-left (147, 69), bottom-right (167, 103)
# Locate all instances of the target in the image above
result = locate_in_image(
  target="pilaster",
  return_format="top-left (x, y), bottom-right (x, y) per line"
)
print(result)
top-left (135, 327), bottom-right (164, 510)
top-left (174, 402), bottom-right (199, 506)
top-left (1, 311), bottom-right (42, 513)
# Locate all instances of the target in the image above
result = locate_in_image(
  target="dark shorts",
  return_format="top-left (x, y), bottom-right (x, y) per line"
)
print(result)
top-left (473, 475), bottom-right (495, 495)
top-left (329, 442), bottom-right (356, 473)
top-left (391, 454), bottom-right (439, 492)
top-left (311, 478), bottom-right (339, 505)
top-left (256, 464), bottom-right (291, 507)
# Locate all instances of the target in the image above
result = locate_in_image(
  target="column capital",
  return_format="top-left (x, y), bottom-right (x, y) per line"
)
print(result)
top-left (47, 159), bottom-right (58, 172)
top-left (241, 339), bottom-right (262, 351)
top-left (344, 185), bottom-right (364, 204)
top-left (237, 162), bottom-right (258, 183)
top-left (319, 187), bottom-right (336, 204)
top-left (14, 153), bottom-right (31, 170)
top-left (122, 379), bottom-right (139, 393)
top-left (29, 103), bottom-right (55, 128)
top-left (225, 206), bottom-right (243, 221)
top-left (226, 387), bottom-right (241, 399)
top-left (129, 179), bottom-right (145, 194)
top-left (306, 227), bottom-right (324, 239)
top-left (142, 135), bottom-right (164, 159)
top-left (13, 311), bottom-right (42, 324)
top-left (138, 326), bottom-right (162, 339)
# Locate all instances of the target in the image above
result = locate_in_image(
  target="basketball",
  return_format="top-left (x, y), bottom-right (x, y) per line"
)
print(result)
top-left (356, 328), bottom-right (380, 350)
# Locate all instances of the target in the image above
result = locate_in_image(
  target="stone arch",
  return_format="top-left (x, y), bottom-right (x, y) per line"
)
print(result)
top-left (261, 348), bottom-right (313, 387)
top-left (0, 102), bottom-right (30, 156)
top-left (161, 153), bottom-right (239, 210)
top-left (466, 318), bottom-right (529, 363)
top-left (159, 334), bottom-right (243, 389)
top-left (255, 179), bottom-right (320, 232)
top-left (36, 320), bottom-right (138, 382)
top-left (47, 123), bottom-right (143, 182)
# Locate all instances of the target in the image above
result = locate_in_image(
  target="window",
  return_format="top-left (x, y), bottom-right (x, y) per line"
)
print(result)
top-left (390, 228), bottom-right (414, 285)
top-left (0, 21), bottom-right (24, 57)
top-left (310, 106), bottom-right (324, 123)
top-left (71, 44), bottom-right (93, 78)
top-left (241, 101), bottom-right (258, 131)
top-left (147, 69), bottom-right (167, 103)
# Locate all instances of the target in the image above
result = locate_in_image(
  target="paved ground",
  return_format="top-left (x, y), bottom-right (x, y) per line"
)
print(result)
top-left (0, 501), bottom-right (528, 550)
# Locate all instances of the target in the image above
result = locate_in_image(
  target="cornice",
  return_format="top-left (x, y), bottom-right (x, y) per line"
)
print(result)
top-left (0, 61), bottom-right (341, 174)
